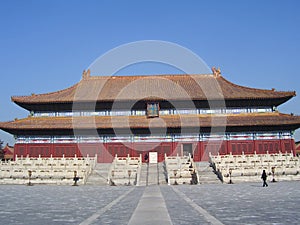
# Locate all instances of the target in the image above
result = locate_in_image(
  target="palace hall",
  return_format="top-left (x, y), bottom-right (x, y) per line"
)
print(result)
top-left (1, 68), bottom-right (300, 163)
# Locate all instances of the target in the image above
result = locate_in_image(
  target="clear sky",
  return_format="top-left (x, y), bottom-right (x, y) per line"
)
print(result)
top-left (0, 0), bottom-right (300, 145)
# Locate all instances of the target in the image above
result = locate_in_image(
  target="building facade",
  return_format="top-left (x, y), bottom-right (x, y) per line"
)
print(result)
top-left (1, 68), bottom-right (300, 162)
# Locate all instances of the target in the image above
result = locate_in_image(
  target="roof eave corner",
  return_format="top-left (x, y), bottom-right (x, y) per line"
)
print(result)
top-left (11, 96), bottom-right (18, 102)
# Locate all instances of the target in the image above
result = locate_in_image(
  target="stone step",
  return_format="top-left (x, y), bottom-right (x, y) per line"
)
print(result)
top-left (196, 162), bottom-right (222, 184)
top-left (158, 162), bottom-right (167, 185)
top-left (138, 163), bottom-right (148, 186)
top-left (85, 163), bottom-right (111, 186)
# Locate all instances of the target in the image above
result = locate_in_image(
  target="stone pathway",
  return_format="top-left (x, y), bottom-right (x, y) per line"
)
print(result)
top-left (128, 186), bottom-right (172, 225)
top-left (0, 181), bottom-right (299, 224)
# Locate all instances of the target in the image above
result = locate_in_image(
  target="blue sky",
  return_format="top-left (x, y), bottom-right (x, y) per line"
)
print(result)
top-left (0, 0), bottom-right (300, 144)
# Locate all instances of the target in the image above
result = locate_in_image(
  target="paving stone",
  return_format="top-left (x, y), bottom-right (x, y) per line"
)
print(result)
top-left (0, 181), bottom-right (299, 225)
top-left (128, 186), bottom-right (172, 225)
top-left (176, 181), bottom-right (300, 225)
top-left (160, 186), bottom-right (211, 225)
top-left (0, 186), bottom-right (128, 225)
top-left (91, 186), bottom-right (144, 225)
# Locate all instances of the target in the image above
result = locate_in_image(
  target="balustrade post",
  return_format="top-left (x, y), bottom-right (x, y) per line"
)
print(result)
top-left (271, 167), bottom-right (276, 182)
top-left (173, 169), bottom-right (178, 185)
top-left (128, 169), bottom-right (132, 185)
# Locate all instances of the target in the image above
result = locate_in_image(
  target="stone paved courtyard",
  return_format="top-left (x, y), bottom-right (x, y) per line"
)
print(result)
top-left (0, 181), bottom-right (299, 225)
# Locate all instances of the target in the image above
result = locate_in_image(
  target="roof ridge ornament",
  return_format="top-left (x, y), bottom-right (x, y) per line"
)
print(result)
top-left (212, 67), bottom-right (221, 77)
top-left (82, 69), bottom-right (91, 80)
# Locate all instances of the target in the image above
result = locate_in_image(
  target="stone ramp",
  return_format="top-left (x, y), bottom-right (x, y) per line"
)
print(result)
top-left (138, 162), bottom-right (167, 186)
top-left (85, 163), bottom-right (111, 185)
top-left (147, 163), bottom-right (158, 185)
top-left (196, 162), bottom-right (222, 184)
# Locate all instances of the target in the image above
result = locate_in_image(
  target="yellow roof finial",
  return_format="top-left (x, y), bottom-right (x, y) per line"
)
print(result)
top-left (212, 67), bottom-right (221, 77)
top-left (82, 69), bottom-right (91, 79)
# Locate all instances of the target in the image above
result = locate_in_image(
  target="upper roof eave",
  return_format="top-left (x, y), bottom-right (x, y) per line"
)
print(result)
top-left (10, 73), bottom-right (296, 106)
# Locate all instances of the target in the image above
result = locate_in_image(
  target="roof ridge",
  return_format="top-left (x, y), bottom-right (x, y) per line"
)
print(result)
top-left (85, 73), bottom-right (214, 79)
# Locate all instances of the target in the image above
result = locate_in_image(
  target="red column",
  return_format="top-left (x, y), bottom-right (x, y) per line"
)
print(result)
top-left (280, 139), bottom-right (284, 153)
top-left (226, 140), bottom-right (230, 155)
top-left (291, 139), bottom-right (296, 156)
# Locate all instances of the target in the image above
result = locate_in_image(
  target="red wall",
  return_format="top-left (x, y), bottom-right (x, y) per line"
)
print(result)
top-left (14, 139), bottom-right (296, 162)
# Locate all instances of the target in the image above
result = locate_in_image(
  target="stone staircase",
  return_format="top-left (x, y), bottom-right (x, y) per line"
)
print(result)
top-left (138, 162), bottom-right (167, 186)
top-left (164, 155), bottom-right (199, 185)
top-left (209, 152), bottom-right (300, 183)
top-left (85, 163), bottom-right (111, 185)
top-left (158, 162), bottom-right (167, 185)
top-left (196, 162), bottom-right (222, 184)
top-left (85, 162), bottom-right (220, 186)
top-left (138, 163), bottom-right (148, 186)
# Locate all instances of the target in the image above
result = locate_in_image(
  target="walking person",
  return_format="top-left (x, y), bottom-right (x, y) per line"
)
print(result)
top-left (144, 153), bottom-right (149, 163)
top-left (261, 170), bottom-right (268, 187)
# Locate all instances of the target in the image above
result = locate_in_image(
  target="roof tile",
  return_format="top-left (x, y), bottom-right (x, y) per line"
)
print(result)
top-left (11, 74), bottom-right (296, 104)
top-left (1, 113), bottom-right (299, 131)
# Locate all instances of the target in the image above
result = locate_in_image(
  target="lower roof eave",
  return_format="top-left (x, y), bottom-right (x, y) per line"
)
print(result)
top-left (3, 124), bottom-right (300, 136)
